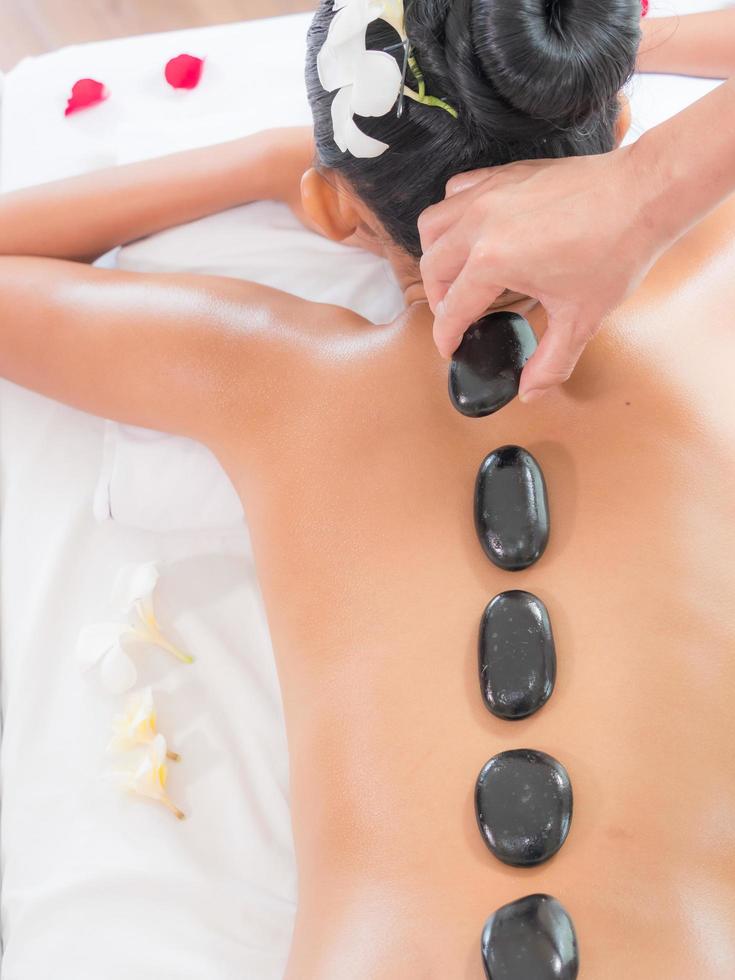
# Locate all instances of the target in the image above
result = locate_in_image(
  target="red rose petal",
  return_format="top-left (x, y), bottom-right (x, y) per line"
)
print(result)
top-left (641, 0), bottom-right (649, 15)
top-left (64, 78), bottom-right (108, 117)
top-left (165, 54), bottom-right (205, 90)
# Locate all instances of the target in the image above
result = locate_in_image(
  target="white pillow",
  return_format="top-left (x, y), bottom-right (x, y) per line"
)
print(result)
top-left (85, 29), bottom-right (406, 534)
top-left (101, 198), bottom-right (404, 533)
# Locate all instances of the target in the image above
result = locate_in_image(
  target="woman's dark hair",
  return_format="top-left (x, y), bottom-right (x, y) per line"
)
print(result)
top-left (306, 0), bottom-right (641, 257)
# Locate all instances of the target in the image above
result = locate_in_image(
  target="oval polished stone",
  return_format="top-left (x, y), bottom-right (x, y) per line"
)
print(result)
top-left (474, 446), bottom-right (549, 571)
top-left (481, 894), bottom-right (579, 980)
top-left (475, 749), bottom-right (572, 867)
top-left (449, 312), bottom-right (537, 417)
top-left (479, 590), bottom-right (556, 720)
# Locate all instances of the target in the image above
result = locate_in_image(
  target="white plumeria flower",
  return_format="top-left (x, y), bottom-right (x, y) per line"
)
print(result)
top-left (108, 687), bottom-right (180, 761)
top-left (112, 733), bottom-right (185, 821)
top-left (317, 0), bottom-right (405, 158)
top-left (111, 561), bottom-right (192, 664)
top-left (377, 0), bottom-right (406, 37)
top-left (76, 622), bottom-right (139, 695)
top-left (76, 561), bottom-right (193, 694)
top-left (112, 561), bottom-right (161, 622)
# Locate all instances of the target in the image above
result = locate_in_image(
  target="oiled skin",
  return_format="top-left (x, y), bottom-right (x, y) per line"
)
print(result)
top-left (209, 202), bottom-right (735, 980)
top-left (0, 131), bottom-right (733, 977)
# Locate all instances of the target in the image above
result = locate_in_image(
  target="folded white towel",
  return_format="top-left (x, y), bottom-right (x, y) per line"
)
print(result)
top-left (93, 422), bottom-right (245, 530)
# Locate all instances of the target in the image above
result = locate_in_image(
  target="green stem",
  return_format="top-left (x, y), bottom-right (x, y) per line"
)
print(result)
top-left (133, 602), bottom-right (195, 664)
top-left (402, 86), bottom-right (458, 119)
top-left (408, 54), bottom-right (426, 98)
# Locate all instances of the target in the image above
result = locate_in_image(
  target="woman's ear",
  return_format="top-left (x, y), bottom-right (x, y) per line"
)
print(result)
top-left (300, 168), bottom-right (360, 242)
top-left (615, 94), bottom-right (632, 148)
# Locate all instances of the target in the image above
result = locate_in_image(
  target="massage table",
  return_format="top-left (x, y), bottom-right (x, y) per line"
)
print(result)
top-left (0, 3), bottom-right (728, 977)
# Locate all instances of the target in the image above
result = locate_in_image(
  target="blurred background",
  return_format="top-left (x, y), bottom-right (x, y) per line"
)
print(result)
top-left (0, 0), bottom-right (316, 70)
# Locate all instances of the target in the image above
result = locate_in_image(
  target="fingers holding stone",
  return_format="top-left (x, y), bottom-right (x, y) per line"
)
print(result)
top-left (432, 253), bottom-right (505, 358)
top-left (519, 313), bottom-right (594, 401)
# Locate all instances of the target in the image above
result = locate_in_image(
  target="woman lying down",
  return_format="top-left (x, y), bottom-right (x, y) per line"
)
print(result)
top-left (1, 1), bottom-right (734, 977)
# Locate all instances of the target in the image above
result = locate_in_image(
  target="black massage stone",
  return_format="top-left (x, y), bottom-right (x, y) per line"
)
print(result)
top-left (474, 445), bottom-right (549, 571)
top-left (479, 590), bottom-right (556, 720)
top-left (449, 312), bottom-right (537, 417)
top-left (481, 894), bottom-right (579, 980)
top-left (475, 749), bottom-right (572, 867)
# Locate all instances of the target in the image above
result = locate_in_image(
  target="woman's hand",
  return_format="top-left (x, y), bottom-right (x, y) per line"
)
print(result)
top-left (419, 145), bottom-right (662, 401)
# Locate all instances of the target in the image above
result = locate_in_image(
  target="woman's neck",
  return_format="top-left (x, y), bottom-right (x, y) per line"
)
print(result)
top-left (388, 248), bottom-right (540, 323)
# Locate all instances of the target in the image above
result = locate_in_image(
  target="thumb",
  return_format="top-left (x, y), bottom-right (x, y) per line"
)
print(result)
top-left (518, 315), bottom-right (592, 402)
top-left (432, 259), bottom-right (504, 358)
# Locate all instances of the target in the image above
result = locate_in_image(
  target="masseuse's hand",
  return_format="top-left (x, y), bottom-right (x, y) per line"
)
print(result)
top-left (419, 146), bottom-right (660, 402)
top-left (419, 74), bottom-right (735, 402)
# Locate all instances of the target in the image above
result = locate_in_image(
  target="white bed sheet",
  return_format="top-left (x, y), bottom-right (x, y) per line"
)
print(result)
top-left (0, 387), bottom-right (296, 980)
top-left (0, 16), bottom-right (320, 980)
top-left (0, 3), bottom-right (731, 978)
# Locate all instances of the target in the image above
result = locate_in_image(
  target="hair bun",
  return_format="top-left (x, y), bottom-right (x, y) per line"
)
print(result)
top-left (474, 0), bottom-right (640, 128)
top-left (407, 0), bottom-right (640, 137)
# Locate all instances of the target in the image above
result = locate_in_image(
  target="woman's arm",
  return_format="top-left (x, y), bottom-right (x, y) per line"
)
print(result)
top-left (638, 10), bottom-right (735, 79)
top-left (0, 127), bottom-right (314, 264)
top-left (0, 125), bottom-right (363, 448)
top-left (0, 124), bottom-right (368, 450)
top-left (0, 256), bottom-right (355, 446)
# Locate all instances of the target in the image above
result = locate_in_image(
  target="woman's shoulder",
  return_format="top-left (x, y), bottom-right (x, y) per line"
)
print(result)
top-left (196, 272), bottom-right (403, 465)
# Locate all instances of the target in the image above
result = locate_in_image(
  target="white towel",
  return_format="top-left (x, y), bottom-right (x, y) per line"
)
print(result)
top-left (92, 422), bottom-right (245, 530)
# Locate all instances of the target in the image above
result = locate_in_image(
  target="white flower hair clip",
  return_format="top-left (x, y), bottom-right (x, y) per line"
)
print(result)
top-left (317, 0), bottom-right (457, 159)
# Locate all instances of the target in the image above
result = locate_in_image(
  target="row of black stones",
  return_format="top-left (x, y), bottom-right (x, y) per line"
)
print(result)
top-left (449, 312), bottom-right (579, 980)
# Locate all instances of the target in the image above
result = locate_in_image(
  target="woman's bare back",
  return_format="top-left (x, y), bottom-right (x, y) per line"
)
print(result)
top-left (2, 128), bottom-right (728, 978)
top-left (216, 199), bottom-right (735, 979)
